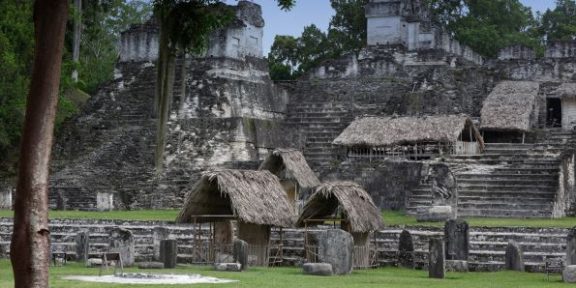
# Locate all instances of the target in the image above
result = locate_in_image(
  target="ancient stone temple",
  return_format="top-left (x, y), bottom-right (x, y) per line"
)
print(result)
top-left (46, 0), bottom-right (576, 219)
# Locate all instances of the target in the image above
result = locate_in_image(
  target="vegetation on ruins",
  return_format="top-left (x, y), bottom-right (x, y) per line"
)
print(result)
top-left (0, 0), bottom-right (152, 179)
top-left (269, 0), bottom-right (576, 80)
top-left (151, 0), bottom-right (295, 171)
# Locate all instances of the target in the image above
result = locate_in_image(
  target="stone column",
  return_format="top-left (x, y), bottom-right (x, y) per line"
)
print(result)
top-left (505, 241), bottom-right (524, 271)
top-left (0, 186), bottom-right (12, 209)
top-left (75, 231), bottom-right (90, 263)
top-left (398, 230), bottom-right (415, 268)
top-left (317, 229), bottom-right (354, 275)
top-left (160, 239), bottom-right (177, 269)
top-left (109, 227), bottom-right (135, 266)
top-left (153, 227), bottom-right (169, 261)
top-left (444, 219), bottom-right (469, 260)
top-left (429, 237), bottom-right (445, 279)
top-left (567, 228), bottom-right (576, 266)
top-left (233, 239), bottom-right (248, 270)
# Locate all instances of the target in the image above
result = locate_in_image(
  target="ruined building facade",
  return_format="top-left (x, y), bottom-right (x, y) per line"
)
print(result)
top-left (10, 1), bottom-right (576, 218)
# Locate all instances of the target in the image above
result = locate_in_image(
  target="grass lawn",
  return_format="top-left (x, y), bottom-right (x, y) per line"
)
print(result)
top-left (0, 209), bottom-right (180, 222)
top-left (0, 260), bottom-right (568, 288)
top-left (1, 209), bottom-right (575, 228)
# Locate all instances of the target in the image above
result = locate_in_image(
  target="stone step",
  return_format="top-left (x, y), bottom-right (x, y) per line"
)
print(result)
top-left (458, 208), bottom-right (553, 218)
top-left (457, 174), bottom-right (558, 180)
top-left (457, 179), bottom-right (557, 186)
top-left (469, 241), bottom-right (565, 253)
top-left (456, 184), bottom-right (557, 192)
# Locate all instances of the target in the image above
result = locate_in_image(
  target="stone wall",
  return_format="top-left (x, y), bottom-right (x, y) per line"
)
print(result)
top-left (0, 218), bottom-right (569, 272)
top-left (498, 45), bottom-right (536, 61)
top-left (546, 41), bottom-right (576, 59)
top-left (119, 21), bottom-right (159, 63)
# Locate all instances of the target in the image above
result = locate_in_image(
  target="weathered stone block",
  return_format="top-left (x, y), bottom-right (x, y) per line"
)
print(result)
top-left (505, 241), bottom-right (524, 272)
top-left (444, 219), bottom-right (469, 260)
top-left (137, 262), bottom-right (164, 269)
top-left (214, 263), bottom-right (242, 272)
top-left (317, 229), bottom-right (354, 275)
top-left (86, 258), bottom-right (103, 267)
top-left (564, 265), bottom-right (576, 283)
top-left (109, 227), bottom-right (134, 267)
top-left (445, 260), bottom-right (468, 272)
top-left (417, 206), bottom-right (454, 222)
top-left (75, 231), bottom-right (90, 263)
top-left (398, 230), bottom-right (414, 268)
top-left (0, 187), bottom-right (12, 209)
top-left (429, 237), bottom-right (445, 279)
top-left (153, 227), bottom-right (169, 261)
top-left (97, 192), bottom-right (114, 211)
top-left (233, 239), bottom-right (249, 270)
top-left (567, 228), bottom-right (576, 266)
top-left (160, 239), bottom-right (177, 269)
top-left (302, 263), bottom-right (333, 276)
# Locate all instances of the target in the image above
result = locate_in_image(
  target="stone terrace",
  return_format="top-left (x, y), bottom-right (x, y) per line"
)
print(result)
top-left (0, 218), bottom-right (570, 272)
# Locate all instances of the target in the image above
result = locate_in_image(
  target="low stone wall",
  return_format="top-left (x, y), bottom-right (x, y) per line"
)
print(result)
top-left (0, 218), bottom-right (571, 272)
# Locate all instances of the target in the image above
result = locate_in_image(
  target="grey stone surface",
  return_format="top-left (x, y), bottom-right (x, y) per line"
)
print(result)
top-left (86, 258), bottom-right (103, 267)
top-left (445, 260), bottom-right (468, 272)
top-left (160, 239), bottom-right (177, 269)
top-left (233, 239), bottom-right (249, 270)
top-left (567, 228), bottom-right (576, 266)
top-left (214, 263), bottom-right (242, 272)
top-left (96, 192), bottom-right (114, 211)
top-left (0, 186), bottom-right (12, 209)
top-left (428, 237), bottom-right (445, 279)
top-left (137, 262), bottom-right (165, 269)
top-left (398, 230), bottom-right (414, 268)
top-left (153, 227), bottom-right (169, 261)
top-left (317, 229), bottom-right (354, 275)
top-left (302, 263), bottom-right (333, 276)
top-left (505, 241), bottom-right (524, 272)
top-left (417, 206), bottom-right (454, 222)
top-left (75, 231), bottom-right (90, 263)
top-left (109, 227), bottom-right (135, 267)
top-left (444, 220), bottom-right (469, 260)
top-left (564, 265), bottom-right (576, 283)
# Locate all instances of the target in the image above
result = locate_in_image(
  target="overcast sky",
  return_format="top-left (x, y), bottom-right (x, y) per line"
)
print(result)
top-left (229, 0), bottom-right (557, 55)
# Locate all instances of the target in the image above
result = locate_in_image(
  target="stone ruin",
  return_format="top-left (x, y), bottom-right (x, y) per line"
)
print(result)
top-left (16, 0), bottom-right (573, 223)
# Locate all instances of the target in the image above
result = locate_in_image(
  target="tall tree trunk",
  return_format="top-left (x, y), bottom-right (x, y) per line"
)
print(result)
top-left (72, 0), bottom-right (81, 82)
top-left (10, 1), bottom-right (68, 287)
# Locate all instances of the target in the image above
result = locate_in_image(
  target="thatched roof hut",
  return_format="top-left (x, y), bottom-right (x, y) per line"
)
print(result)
top-left (555, 83), bottom-right (576, 99)
top-left (259, 148), bottom-right (320, 190)
top-left (176, 170), bottom-right (295, 227)
top-left (296, 181), bottom-right (383, 233)
top-left (333, 115), bottom-right (483, 148)
top-left (480, 81), bottom-right (540, 132)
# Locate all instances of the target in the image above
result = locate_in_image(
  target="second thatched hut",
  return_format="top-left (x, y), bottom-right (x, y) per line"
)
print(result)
top-left (297, 181), bottom-right (384, 268)
top-left (177, 169), bottom-right (295, 266)
top-left (259, 148), bottom-right (321, 211)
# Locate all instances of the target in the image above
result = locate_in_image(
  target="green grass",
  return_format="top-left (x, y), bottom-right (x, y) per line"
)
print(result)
top-left (383, 210), bottom-right (576, 228)
top-left (0, 209), bottom-right (180, 222)
top-left (1, 209), bottom-right (575, 228)
top-left (0, 260), bottom-right (568, 287)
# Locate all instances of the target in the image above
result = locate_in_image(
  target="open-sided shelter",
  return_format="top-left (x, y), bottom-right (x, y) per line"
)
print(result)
top-left (259, 148), bottom-right (321, 210)
top-left (296, 181), bottom-right (384, 268)
top-left (480, 81), bottom-right (540, 142)
top-left (333, 115), bottom-right (484, 160)
top-left (177, 169), bottom-right (295, 266)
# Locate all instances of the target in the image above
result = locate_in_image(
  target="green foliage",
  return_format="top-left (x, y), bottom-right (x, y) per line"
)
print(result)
top-left (269, 0), bottom-right (367, 80)
top-left (539, 0), bottom-right (576, 41)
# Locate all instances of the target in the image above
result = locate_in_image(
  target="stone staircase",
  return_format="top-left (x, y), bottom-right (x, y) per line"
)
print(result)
top-left (407, 141), bottom-right (569, 218)
top-left (285, 102), bottom-right (353, 167)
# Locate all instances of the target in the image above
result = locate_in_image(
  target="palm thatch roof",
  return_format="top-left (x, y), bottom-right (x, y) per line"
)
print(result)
top-left (333, 115), bottom-right (482, 147)
top-left (555, 83), bottom-right (576, 99)
top-left (176, 170), bottom-right (295, 227)
top-left (296, 181), bottom-right (384, 233)
top-left (258, 148), bottom-right (320, 190)
top-left (480, 81), bottom-right (540, 132)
